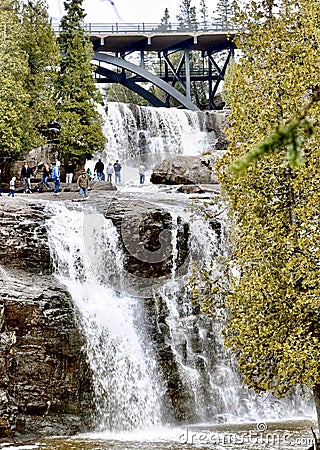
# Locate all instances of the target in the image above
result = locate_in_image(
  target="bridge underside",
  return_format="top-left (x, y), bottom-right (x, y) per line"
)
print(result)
top-left (90, 31), bottom-right (235, 111)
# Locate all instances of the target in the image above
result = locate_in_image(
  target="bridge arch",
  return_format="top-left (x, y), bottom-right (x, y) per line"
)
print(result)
top-left (52, 23), bottom-right (236, 110)
top-left (92, 52), bottom-right (200, 111)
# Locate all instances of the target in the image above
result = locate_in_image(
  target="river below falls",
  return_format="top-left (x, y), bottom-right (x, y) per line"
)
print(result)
top-left (5, 419), bottom-right (317, 450)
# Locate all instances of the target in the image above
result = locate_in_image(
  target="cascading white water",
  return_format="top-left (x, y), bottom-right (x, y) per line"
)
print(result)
top-left (154, 201), bottom-right (315, 424)
top-left (44, 102), bottom-right (315, 432)
top-left (99, 102), bottom-right (209, 167)
top-left (46, 203), bottom-right (165, 432)
top-left (45, 195), bottom-right (314, 432)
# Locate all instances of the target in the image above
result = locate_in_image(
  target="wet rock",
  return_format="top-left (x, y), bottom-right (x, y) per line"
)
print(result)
top-left (176, 185), bottom-right (206, 194)
top-left (0, 269), bottom-right (93, 437)
top-left (150, 153), bottom-right (223, 185)
top-left (0, 190), bottom-right (221, 434)
top-left (0, 197), bottom-right (93, 437)
top-left (0, 203), bottom-right (52, 275)
top-left (89, 181), bottom-right (117, 191)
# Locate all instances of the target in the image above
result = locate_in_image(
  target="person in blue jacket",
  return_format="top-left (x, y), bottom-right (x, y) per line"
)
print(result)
top-left (52, 161), bottom-right (61, 195)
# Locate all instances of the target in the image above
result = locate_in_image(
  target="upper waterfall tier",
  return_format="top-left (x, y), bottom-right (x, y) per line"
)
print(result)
top-left (98, 103), bottom-right (228, 167)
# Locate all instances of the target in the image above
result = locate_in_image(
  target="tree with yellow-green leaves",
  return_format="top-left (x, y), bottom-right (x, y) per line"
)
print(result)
top-left (196, 0), bottom-right (320, 431)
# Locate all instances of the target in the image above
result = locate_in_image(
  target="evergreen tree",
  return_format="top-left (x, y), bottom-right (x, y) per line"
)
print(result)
top-left (158, 8), bottom-right (171, 31)
top-left (0, 0), bottom-right (29, 159)
top-left (212, 0), bottom-right (234, 29)
top-left (199, 0), bottom-right (209, 29)
top-left (56, 0), bottom-right (106, 161)
top-left (20, 0), bottom-right (60, 149)
top-left (177, 0), bottom-right (198, 31)
top-left (197, 0), bottom-right (320, 430)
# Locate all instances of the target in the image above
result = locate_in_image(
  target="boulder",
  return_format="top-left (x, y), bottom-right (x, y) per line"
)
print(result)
top-left (150, 153), bottom-right (223, 185)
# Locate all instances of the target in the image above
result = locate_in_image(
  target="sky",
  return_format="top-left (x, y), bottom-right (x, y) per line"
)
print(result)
top-left (47, 0), bottom-right (218, 25)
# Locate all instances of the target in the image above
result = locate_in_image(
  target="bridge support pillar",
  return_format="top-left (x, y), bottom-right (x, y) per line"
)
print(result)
top-left (185, 47), bottom-right (191, 101)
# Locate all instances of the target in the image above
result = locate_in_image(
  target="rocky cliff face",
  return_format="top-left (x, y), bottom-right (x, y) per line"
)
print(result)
top-left (0, 193), bottom-right (193, 437)
top-left (0, 187), bottom-right (222, 437)
top-left (0, 198), bottom-right (93, 438)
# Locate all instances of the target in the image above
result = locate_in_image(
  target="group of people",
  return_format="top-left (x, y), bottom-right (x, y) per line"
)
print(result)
top-left (93, 159), bottom-right (146, 184)
top-left (5, 160), bottom-right (63, 197)
top-left (94, 159), bottom-right (122, 184)
top-left (35, 160), bottom-right (89, 200)
top-left (38, 161), bottom-right (61, 195)
top-left (3, 161), bottom-right (59, 197)
top-left (2, 157), bottom-right (147, 199)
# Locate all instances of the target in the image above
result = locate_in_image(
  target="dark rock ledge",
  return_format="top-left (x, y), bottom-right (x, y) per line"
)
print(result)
top-left (0, 196), bottom-right (93, 439)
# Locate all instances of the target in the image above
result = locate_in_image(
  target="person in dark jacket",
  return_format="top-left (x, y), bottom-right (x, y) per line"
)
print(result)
top-left (65, 160), bottom-right (76, 183)
top-left (38, 163), bottom-right (52, 192)
top-left (113, 160), bottom-right (122, 183)
top-left (20, 162), bottom-right (33, 193)
top-left (94, 159), bottom-right (104, 181)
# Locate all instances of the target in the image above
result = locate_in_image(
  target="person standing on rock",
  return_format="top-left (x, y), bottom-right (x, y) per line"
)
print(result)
top-left (8, 176), bottom-right (16, 197)
top-left (77, 170), bottom-right (90, 200)
top-left (139, 164), bottom-right (146, 184)
top-left (38, 163), bottom-right (52, 192)
top-left (113, 160), bottom-right (122, 183)
top-left (86, 168), bottom-right (92, 179)
top-left (52, 161), bottom-right (61, 196)
top-left (106, 162), bottom-right (114, 183)
top-left (20, 162), bottom-right (33, 193)
top-left (94, 159), bottom-right (104, 181)
top-left (65, 160), bottom-right (76, 184)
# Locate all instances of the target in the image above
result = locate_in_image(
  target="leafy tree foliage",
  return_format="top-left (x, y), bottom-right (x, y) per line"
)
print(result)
top-left (197, 0), bottom-right (320, 427)
top-left (0, 0), bottom-right (30, 159)
top-left (56, 0), bottom-right (106, 160)
top-left (20, 0), bottom-right (60, 149)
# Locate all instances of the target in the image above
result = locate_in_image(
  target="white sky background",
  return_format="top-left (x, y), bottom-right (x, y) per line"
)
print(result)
top-left (47, 0), bottom-right (219, 24)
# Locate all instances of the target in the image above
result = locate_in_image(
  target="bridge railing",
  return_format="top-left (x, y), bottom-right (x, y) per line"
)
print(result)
top-left (52, 22), bottom-right (231, 34)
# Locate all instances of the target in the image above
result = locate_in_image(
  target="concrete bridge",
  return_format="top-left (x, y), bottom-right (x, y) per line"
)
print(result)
top-left (54, 22), bottom-right (236, 111)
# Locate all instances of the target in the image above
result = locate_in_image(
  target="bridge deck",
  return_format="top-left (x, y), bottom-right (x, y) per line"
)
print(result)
top-left (53, 23), bottom-right (235, 53)
top-left (92, 32), bottom-right (234, 53)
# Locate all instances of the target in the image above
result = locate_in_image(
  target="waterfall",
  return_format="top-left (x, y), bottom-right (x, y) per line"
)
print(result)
top-left (45, 195), bottom-right (314, 432)
top-left (99, 102), bottom-right (210, 168)
top-left (45, 103), bottom-right (314, 432)
top-left (46, 203), bottom-right (165, 431)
